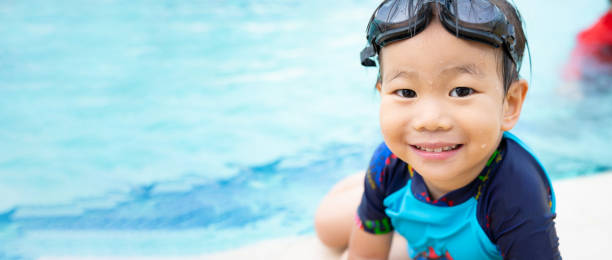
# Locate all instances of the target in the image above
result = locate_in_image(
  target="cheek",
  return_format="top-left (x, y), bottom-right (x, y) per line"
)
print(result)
top-left (379, 101), bottom-right (395, 136)
top-left (454, 98), bottom-right (504, 145)
top-left (379, 99), bottom-right (408, 140)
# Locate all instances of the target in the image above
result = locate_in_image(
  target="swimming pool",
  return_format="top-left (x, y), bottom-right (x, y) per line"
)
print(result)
top-left (0, 0), bottom-right (610, 258)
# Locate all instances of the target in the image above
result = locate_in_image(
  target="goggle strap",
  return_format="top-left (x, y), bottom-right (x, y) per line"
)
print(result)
top-left (360, 45), bottom-right (377, 67)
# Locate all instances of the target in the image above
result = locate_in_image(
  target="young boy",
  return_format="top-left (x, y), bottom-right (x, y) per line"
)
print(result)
top-left (315, 0), bottom-right (561, 259)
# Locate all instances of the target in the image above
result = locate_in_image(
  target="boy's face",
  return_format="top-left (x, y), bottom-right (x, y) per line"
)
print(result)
top-left (377, 18), bottom-right (523, 192)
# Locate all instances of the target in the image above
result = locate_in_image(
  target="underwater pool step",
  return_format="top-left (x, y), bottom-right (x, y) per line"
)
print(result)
top-left (38, 171), bottom-right (612, 260)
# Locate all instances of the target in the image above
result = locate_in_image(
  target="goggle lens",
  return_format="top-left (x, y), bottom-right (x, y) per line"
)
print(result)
top-left (376, 0), bottom-right (422, 24)
top-left (451, 0), bottom-right (499, 24)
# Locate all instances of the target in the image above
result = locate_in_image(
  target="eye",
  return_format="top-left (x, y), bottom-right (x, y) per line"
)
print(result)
top-left (394, 89), bottom-right (417, 98)
top-left (449, 87), bottom-right (475, 97)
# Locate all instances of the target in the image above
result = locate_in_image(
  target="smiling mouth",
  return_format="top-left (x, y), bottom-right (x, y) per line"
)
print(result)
top-left (412, 144), bottom-right (463, 152)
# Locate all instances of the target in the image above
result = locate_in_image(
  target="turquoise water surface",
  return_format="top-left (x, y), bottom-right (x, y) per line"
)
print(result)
top-left (0, 0), bottom-right (610, 258)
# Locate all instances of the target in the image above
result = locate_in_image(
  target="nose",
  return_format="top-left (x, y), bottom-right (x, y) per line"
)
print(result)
top-left (411, 99), bottom-right (452, 132)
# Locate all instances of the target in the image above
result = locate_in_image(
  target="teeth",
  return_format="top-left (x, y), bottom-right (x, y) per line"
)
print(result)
top-left (415, 145), bottom-right (458, 152)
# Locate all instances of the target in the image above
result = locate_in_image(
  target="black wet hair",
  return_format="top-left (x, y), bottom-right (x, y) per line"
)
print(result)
top-left (374, 0), bottom-right (530, 94)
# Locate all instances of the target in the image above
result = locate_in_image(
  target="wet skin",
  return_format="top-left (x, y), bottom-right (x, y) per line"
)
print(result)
top-left (376, 17), bottom-right (527, 200)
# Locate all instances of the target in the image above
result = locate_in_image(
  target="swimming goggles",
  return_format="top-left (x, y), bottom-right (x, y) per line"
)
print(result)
top-left (360, 0), bottom-right (519, 67)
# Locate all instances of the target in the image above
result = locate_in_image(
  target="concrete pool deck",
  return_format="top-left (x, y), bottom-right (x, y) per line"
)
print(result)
top-left (41, 171), bottom-right (612, 260)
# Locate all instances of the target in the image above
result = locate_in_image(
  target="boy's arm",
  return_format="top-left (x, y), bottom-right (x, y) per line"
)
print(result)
top-left (350, 141), bottom-right (401, 259)
top-left (486, 157), bottom-right (561, 259)
top-left (347, 224), bottom-right (392, 260)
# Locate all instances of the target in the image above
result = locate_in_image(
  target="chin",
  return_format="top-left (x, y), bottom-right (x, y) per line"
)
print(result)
top-left (417, 164), bottom-right (464, 181)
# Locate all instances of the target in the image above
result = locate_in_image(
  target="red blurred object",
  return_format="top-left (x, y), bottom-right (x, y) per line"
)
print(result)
top-left (564, 11), bottom-right (612, 81)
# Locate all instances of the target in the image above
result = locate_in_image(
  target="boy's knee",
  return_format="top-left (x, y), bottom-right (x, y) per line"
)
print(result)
top-left (314, 173), bottom-right (365, 249)
top-left (314, 203), bottom-right (346, 248)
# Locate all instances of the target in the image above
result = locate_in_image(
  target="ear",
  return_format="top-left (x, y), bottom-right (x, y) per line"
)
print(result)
top-left (501, 79), bottom-right (528, 131)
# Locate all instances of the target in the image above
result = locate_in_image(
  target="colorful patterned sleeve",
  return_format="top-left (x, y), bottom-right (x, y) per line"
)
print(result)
top-left (483, 138), bottom-right (561, 259)
top-left (356, 142), bottom-right (398, 235)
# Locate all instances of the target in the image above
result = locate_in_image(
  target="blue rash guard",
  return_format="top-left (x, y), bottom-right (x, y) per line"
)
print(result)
top-left (356, 132), bottom-right (561, 260)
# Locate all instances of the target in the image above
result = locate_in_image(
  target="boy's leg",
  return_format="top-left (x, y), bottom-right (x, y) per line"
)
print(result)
top-left (314, 172), bottom-right (364, 249)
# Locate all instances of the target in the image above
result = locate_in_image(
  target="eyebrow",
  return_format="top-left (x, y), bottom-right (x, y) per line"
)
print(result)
top-left (387, 70), bottom-right (418, 82)
top-left (441, 63), bottom-right (484, 78)
top-left (386, 63), bottom-right (484, 82)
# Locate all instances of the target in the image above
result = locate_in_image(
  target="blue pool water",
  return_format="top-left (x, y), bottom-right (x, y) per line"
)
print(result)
top-left (0, 0), bottom-right (610, 258)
